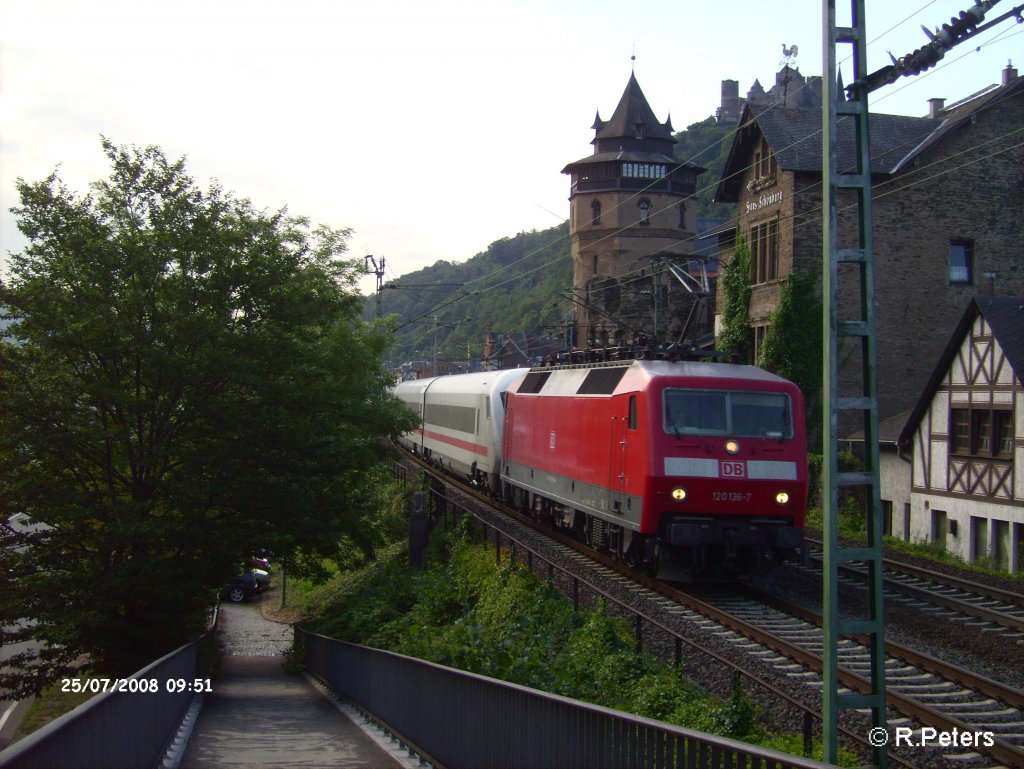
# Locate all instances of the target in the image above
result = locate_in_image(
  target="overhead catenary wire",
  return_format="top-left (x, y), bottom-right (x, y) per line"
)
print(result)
top-left (385, 10), bottom-right (1022, 350)
top-left (405, 122), bottom-right (1024, 357)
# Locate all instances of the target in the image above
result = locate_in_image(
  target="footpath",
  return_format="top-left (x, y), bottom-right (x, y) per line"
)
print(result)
top-left (177, 587), bottom-right (408, 769)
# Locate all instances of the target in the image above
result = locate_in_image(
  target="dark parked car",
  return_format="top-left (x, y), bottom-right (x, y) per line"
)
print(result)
top-left (223, 571), bottom-right (261, 603)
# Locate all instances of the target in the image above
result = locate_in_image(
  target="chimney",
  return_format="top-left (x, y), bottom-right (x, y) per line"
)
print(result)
top-left (1003, 60), bottom-right (1018, 86)
top-left (928, 97), bottom-right (945, 119)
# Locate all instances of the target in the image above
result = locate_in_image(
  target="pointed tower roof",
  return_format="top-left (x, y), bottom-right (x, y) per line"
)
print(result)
top-left (589, 72), bottom-right (676, 156)
top-left (594, 72), bottom-right (674, 141)
top-left (563, 71), bottom-right (702, 176)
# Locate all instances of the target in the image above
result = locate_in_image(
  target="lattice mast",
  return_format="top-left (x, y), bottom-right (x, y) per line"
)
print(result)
top-left (821, 1), bottom-right (887, 765)
top-left (821, 2), bottom-right (1002, 765)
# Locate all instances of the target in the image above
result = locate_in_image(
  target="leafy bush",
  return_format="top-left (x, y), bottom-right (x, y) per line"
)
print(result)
top-left (297, 522), bottom-right (866, 763)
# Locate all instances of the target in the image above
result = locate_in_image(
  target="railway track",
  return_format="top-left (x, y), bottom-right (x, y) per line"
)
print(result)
top-left (404, 458), bottom-right (1024, 768)
top-left (803, 537), bottom-right (1024, 641)
top-left (695, 585), bottom-right (1024, 768)
top-left (615, 566), bottom-right (1024, 769)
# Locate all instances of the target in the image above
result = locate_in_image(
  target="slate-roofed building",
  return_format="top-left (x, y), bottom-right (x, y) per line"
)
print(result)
top-left (895, 297), bottom-right (1024, 572)
top-left (713, 62), bottom-right (1024, 424)
top-left (562, 72), bottom-right (708, 350)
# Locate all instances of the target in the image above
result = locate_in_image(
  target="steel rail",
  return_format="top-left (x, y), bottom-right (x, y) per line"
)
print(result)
top-left (401, 457), bottom-right (924, 769)
top-left (399, 458), bottom-right (1024, 766)
top-left (637, 576), bottom-right (1024, 769)
top-left (732, 585), bottom-right (1024, 769)
top-left (804, 536), bottom-right (1024, 628)
top-left (741, 585), bottom-right (1024, 710)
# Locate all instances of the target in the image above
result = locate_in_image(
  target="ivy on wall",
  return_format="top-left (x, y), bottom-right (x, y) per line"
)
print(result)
top-left (717, 235), bottom-right (753, 361)
top-left (756, 270), bottom-right (823, 448)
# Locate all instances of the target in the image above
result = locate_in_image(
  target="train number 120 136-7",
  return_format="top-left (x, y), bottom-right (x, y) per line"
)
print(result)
top-left (712, 491), bottom-right (753, 502)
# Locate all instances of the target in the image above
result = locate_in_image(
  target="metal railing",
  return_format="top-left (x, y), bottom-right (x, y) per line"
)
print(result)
top-left (301, 629), bottom-right (838, 769)
top-left (407, 468), bottom-right (831, 754)
top-left (0, 631), bottom-right (211, 769)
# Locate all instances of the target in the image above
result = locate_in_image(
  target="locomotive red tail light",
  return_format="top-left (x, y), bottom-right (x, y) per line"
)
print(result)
top-left (725, 440), bottom-right (740, 455)
top-left (671, 486), bottom-right (688, 502)
top-left (775, 491), bottom-right (791, 505)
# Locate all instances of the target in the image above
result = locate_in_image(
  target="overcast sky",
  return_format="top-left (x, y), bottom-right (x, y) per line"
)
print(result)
top-left (2, 0), bottom-right (1021, 295)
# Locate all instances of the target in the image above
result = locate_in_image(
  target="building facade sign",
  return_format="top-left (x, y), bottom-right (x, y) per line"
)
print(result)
top-left (745, 190), bottom-right (783, 214)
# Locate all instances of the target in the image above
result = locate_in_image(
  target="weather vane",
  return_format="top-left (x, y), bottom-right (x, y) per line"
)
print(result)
top-left (780, 43), bottom-right (799, 69)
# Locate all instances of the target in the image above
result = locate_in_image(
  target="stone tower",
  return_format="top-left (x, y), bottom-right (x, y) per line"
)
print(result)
top-left (562, 72), bottom-right (703, 350)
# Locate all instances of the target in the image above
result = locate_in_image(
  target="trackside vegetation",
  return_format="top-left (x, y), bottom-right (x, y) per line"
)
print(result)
top-left (297, 481), bottom-right (855, 764)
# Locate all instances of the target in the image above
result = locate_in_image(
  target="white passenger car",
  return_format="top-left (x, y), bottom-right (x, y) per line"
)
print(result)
top-left (394, 369), bottom-right (528, 492)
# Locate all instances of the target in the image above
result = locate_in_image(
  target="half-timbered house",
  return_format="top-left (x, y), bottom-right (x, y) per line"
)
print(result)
top-left (897, 297), bottom-right (1024, 572)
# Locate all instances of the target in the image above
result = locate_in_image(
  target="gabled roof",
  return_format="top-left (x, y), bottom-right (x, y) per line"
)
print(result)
top-left (897, 297), bottom-right (1024, 447)
top-left (844, 409), bottom-right (913, 448)
top-left (716, 103), bottom-right (939, 201)
top-left (716, 73), bottom-right (1024, 203)
top-left (891, 75), bottom-right (1024, 172)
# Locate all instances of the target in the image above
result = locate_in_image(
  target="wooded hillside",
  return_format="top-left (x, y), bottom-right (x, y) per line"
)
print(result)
top-left (370, 116), bottom-right (736, 369)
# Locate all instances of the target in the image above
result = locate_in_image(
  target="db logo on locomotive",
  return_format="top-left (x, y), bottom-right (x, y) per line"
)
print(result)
top-left (720, 460), bottom-right (746, 478)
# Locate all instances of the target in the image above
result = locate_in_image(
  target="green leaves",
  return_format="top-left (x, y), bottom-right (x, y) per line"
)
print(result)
top-left (0, 140), bottom-right (413, 692)
top-left (756, 270), bottom-right (823, 447)
top-left (718, 234), bottom-right (754, 361)
top-left (303, 525), bottom-right (775, 743)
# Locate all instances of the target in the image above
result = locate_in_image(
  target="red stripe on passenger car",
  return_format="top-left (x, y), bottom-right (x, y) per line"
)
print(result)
top-left (423, 429), bottom-right (490, 456)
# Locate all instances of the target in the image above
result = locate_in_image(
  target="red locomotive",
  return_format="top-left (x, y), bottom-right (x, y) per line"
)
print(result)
top-left (395, 358), bottom-right (807, 579)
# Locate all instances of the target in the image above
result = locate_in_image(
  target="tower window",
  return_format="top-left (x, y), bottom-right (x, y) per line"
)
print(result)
top-left (591, 199), bottom-right (602, 226)
top-left (638, 199), bottom-right (651, 225)
top-left (678, 201), bottom-right (687, 229)
top-left (623, 163), bottom-right (667, 179)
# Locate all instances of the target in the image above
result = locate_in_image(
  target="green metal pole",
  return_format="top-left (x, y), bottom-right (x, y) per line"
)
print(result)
top-left (823, 2), bottom-right (887, 766)
top-left (821, 3), bottom-right (840, 760)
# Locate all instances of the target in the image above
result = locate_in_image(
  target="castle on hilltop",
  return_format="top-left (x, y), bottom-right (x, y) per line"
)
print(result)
top-left (718, 65), bottom-right (823, 124)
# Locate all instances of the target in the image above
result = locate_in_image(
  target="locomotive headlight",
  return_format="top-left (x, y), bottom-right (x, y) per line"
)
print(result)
top-left (671, 486), bottom-right (687, 502)
top-left (725, 440), bottom-right (740, 455)
top-left (775, 491), bottom-right (790, 505)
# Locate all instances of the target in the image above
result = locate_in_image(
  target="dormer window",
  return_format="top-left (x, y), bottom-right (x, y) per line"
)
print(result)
top-left (634, 121), bottom-right (646, 139)
top-left (638, 198), bottom-right (651, 225)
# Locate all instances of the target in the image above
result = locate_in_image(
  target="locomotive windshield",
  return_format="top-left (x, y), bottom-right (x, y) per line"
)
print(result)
top-left (663, 389), bottom-right (792, 439)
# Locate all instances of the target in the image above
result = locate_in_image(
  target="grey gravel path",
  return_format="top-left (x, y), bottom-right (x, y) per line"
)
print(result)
top-left (179, 589), bottom-right (403, 768)
top-left (215, 593), bottom-right (294, 657)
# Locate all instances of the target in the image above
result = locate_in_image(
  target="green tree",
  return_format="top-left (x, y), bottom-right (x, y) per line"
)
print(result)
top-left (756, 270), bottom-right (823, 446)
top-left (0, 140), bottom-right (416, 695)
top-left (717, 235), bottom-right (752, 361)
top-left (672, 116), bottom-right (736, 220)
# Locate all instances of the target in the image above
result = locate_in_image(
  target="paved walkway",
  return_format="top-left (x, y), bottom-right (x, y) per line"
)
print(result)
top-left (179, 591), bottom-right (405, 768)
